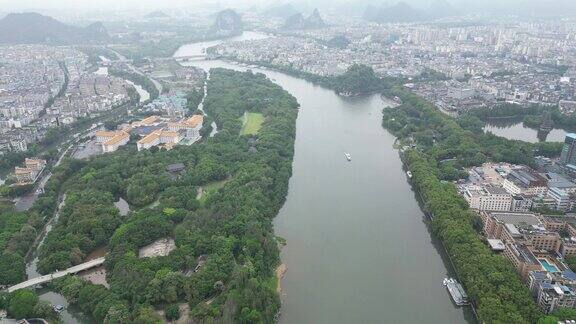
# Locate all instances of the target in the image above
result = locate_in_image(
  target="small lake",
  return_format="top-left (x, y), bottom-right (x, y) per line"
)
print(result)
top-left (484, 120), bottom-right (567, 143)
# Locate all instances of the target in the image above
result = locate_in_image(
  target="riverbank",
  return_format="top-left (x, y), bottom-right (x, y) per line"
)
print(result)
top-left (275, 263), bottom-right (287, 294)
top-left (382, 88), bottom-right (543, 322)
top-left (175, 35), bottom-right (474, 322)
top-left (213, 57), bottom-right (394, 97)
top-left (400, 151), bottom-right (480, 321)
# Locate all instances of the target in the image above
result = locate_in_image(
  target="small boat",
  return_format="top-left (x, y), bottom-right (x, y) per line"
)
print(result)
top-left (444, 278), bottom-right (469, 306)
top-left (345, 153), bottom-right (352, 161)
top-left (406, 171), bottom-right (413, 178)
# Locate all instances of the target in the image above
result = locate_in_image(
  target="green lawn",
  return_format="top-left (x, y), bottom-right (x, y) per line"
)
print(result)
top-left (198, 179), bottom-right (229, 204)
top-left (240, 112), bottom-right (264, 135)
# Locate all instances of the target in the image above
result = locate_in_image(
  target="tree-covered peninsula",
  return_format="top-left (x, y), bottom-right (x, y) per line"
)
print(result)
top-left (0, 68), bottom-right (299, 323)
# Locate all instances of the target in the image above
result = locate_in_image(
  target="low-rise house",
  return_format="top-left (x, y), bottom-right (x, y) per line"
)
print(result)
top-left (166, 163), bottom-right (186, 174)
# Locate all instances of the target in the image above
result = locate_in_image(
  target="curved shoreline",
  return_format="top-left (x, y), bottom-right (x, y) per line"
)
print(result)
top-left (276, 263), bottom-right (287, 294)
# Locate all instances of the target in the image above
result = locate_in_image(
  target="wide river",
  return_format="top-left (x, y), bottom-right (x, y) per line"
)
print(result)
top-left (176, 32), bottom-right (474, 323)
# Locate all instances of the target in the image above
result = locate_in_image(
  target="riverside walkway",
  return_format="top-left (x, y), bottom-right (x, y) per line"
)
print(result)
top-left (7, 257), bottom-right (105, 293)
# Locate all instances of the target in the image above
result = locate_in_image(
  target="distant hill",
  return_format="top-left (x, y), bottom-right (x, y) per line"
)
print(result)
top-left (0, 12), bottom-right (109, 44)
top-left (213, 9), bottom-right (242, 35)
top-left (364, 1), bottom-right (457, 23)
top-left (283, 9), bottom-right (326, 30)
top-left (145, 11), bottom-right (170, 19)
top-left (263, 3), bottom-right (300, 18)
top-left (364, 2), bottom-right (423, 23)
top-left (326, 35), bottom-right (351, 49)
top-left (428, 0), bottom-right (459, 18)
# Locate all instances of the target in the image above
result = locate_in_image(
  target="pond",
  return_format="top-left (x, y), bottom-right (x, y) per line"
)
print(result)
top-left (484, 119), bottom-right (567, 143)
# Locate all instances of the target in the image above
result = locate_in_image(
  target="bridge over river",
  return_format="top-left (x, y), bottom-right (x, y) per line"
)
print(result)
top-left (7, 257), bottom-right (105, 293)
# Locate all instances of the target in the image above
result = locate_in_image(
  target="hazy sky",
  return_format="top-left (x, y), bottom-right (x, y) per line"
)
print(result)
top-left (1, 0), bottom-right (575, 15)
top-left (0, 0), bottom-right (222, 11)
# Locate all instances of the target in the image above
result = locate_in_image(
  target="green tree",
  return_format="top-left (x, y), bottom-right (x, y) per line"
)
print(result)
top-left (8, 290), bottom-right (39, 319)
top-left (164, 304), bottom-right (180, 321)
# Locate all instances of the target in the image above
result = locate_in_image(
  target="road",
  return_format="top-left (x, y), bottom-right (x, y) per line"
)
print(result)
top-left (7, 257), bottom-right (105, 293)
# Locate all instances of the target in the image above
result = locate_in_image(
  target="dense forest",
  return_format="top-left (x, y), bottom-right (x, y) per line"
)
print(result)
top-left (381, 86), bottom-right (574, 322)
top-left (186, 87), bottom-right (205, 114)
top-left (219, 60), bottom-right (396, 97)
top-left (0, 68), bottom-right (298, 323)
top-left (0, 158), bottom-right (85, 285)
top-left (383, 89), bottom-right (562, 181)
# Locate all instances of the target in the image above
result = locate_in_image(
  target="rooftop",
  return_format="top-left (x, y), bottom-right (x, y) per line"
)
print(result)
top-left (544, 172), bottom-right (576, 189)
top-left (485, 185), bottom-right (509, 195)
top-left (506, 167), bottom-right (547, 188)
top-left (103, 131), bottom-right (129, 146)
top-left (138, 131), bottom-right (161, 145)
top-left (95, 130), bottom-right (118, 138)
top-left (491, 212), bottom-right (541, 226)
top-left (488, 239), bottom-right (506, 251)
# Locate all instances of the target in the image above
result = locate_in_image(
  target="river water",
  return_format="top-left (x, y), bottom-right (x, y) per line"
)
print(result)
top-left (125, 80), bottom-right (150, 103)
top-left (176, 33), bottom-right (473, 323)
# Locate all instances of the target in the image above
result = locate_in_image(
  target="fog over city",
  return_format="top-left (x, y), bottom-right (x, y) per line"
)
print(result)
top-left (2, 0), bottom-right (576, 16)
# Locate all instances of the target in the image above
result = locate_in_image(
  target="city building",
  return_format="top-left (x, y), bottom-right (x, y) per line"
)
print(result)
top-left (529, 270), bottom-right (576, 313)
top-left (504, 242), bottom-right (543, 279)
top-left (548, 187), bottom-right (573, 211)
top-left (503, 167), bottom-right (548, 196)
top-left (561, 134), bottom-right (576, 169)
top-left (464, 185), bottom-right (512, 211)
top-left (167, 114), bottom-right (204, 142)
top-left (13, 158), bottom-right (46, 184)
top-left (137, 130), bottom-right (181, 151)
top-left (95, 130), bottom-right (130, 153)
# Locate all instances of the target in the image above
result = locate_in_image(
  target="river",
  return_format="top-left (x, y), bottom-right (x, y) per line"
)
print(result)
top-left (125, 80), bottom-right (150, 103)
top-left (176, 33), bottom-right (473, 323)
top-left (93, 65), bottom-right (150, 103)
top-left (24, 194), bottom-right (95, 324)
top-left (484, 119), bottom-right (567, 143)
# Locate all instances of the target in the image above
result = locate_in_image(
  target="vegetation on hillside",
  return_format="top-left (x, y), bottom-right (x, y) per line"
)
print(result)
top-left (29, 68), bottom-right (299, 323)
top-left (0, 159), bottom-right (84, 285)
